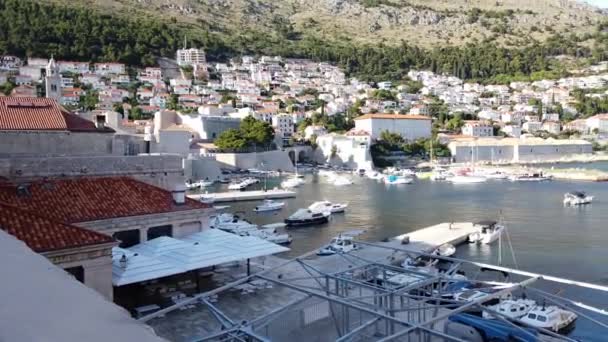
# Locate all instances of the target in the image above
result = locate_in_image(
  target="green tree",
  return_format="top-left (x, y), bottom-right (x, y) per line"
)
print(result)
top-left (166, 94), bottom-right (179, 110)
top-left (0, 81), bottom-right (16, 95)
top-left (79, 90), bottom-right (99, 111)
top-left (215, 129), bottom-right (247, 150)
top-left (129, 106), bottom-right (143, 120)
top-left (240, 116), bottom-right (275, 147)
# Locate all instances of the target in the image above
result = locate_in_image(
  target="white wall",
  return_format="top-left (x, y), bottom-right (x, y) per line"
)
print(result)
top-left (355, 118), bottom-right (431, 140)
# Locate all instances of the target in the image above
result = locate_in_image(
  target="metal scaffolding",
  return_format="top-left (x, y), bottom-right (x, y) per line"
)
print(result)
top-left (141, 241), bottom-right (608, 341)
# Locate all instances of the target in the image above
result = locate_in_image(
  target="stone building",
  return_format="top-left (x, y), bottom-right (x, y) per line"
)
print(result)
top-left (0, 176), bottom-right (212, 300)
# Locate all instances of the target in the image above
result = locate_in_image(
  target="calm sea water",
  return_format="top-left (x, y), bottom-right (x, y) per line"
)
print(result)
top-left (201, 163), bottom-right (608, 339)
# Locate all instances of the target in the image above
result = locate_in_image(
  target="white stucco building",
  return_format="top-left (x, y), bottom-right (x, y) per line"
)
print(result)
top-left (176, 48), bottom-right (207, 67)
top-left (354, 114), bottom-right (431, 140)
top-left (462, 120), bottom-right (493, 137)
top-left (315, 131), bottom-right (373, 171)
top-left (272, 113), bottom-right (293, 141)
top-left (586, 114), bottom-right (608, 133)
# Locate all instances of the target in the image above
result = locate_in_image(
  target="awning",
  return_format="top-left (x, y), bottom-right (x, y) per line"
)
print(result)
top-left (112, 229), bottom-right (289, 286)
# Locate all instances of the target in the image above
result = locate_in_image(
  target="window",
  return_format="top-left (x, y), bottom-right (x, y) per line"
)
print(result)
top-left (113, 229), bottom-right (140, 248)
top-left (528, 313), bottom-right (537, 319)
top-left (148, 225), bottom-right (173, 240)
top-left (64, 266), bottom-right (85, 283)
top-left (537, 316), bottom-right (547, 322)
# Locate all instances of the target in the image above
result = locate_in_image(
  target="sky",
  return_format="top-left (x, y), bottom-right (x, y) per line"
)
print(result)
top-left (586, 0), bottom-right (608, 8)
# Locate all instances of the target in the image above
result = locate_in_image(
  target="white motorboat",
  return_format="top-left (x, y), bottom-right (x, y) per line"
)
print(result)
top-left (228, 180), bottom-right (248, 190)
top-left (247, 228), bottom-right (292, 245)
top-left (449, 175), bottom-right (487, 184)
top-left (285, 209), bottom-right (330, 227)
top-left (384, 175), bottom-right (413, 185)
top-left (453, 288), bottom-right (512, 306)
top-left (430, 169), bottom-right (449, 181)
top-left (210, 213), bottom-right (258, 233)
top-left (185, 181), bottom-right (200, 189)
top-left (563, 191), bottom-right (593, 206)
top-left (468, 221), bottom-right (505, 245)
top-left (509, 172), bottom-right (552, 182)
top-left (309, 200), bottom-right (347, 213)
top-left (332, 176), bottom-right (353, 186)
top-left (253, 199), bottom-right (285, 212)
top-left (281, 177), bottom-right (305, 188)
top-left (199, 180), bottom-right (215, 187)
top-left (482, 298), bottom-right (537, 320)
top-left (520, 305), bottom-right (577, 332)
top-left (483, 170), bottom-right (509, 180)
top-left (433, 243), bottom-right (456, 257)
top-left (317, 234), bottom-right (358, 255)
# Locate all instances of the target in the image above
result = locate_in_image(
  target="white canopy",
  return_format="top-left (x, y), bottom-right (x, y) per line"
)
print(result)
top-left (112, 229), bottom-right (289, 286)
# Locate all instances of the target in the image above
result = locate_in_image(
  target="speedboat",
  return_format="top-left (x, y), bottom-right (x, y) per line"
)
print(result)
top-left (384, 175), bottom-right (413, 185)
top-left (317, 235), bottom-right (358, 256)
top-left (199, 180), bottom-right (215, 187)
top-left (285, 209), bottom-right (330, 227)
top-left (483, 170), bottom-right (509, 180)
top-left (253, 199), bottom-right (285, 212)
top-left (247, 228), bottom-right (292, 245)
top-left (520, 305), bottom-right (577, 333)
top-left (210, 213), bottom-right (258, 233)
top-left (332, 176), bottom-right (353, 186)
top-left (509, 172), bottom-right (552, 182)
top-left (185, 181), bottom-right (200, 189)
top-left (563, 191), bottom-right (593, 205)
top-left (449, 175), bottom-right (487, 184)
top-left (309, 200), bottom-right (347, 213)
top-left (433, 243), bottom-right (456, 257)
top-left (453, 288), bottom-right (512, 306)
top-left (281, 177), bottom-right (305, 188)
top-left (367, 171), bottom-right (384, 180)
top-left (468, 221), bottom-right (505, 245)
top-left (482, 298), bottom-right (537, 320)
top-left (228, 180), bottom-right (248, 190)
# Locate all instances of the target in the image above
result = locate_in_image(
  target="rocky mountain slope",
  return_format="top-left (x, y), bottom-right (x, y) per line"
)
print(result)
top-left (47, 0), bottom-right (606, 47)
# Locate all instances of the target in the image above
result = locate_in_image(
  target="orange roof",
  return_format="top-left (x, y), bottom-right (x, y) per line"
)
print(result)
top-left (0, 177), bottom-right (209, 224)
top-left (354, 114), bottom-right (431, 121)
top-left (0, 97), bottom-right (114, 132)
top-left (0, 202), bottom-right (114, 253)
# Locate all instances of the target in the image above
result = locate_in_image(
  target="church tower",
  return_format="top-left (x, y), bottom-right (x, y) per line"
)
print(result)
top-left (45, 57), bottom-right (61, 100)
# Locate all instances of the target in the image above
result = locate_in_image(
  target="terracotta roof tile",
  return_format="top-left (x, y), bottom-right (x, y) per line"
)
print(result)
top-left (0, 203), bottom-right (114, 252)
top-left (0, 177), bottom-right (209, 224)
top-left (0, 97), bottom-right (114, 132)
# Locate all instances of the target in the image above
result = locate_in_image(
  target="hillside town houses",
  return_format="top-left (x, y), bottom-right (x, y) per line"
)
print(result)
top-left (1, 47), bottom-right (608, 168)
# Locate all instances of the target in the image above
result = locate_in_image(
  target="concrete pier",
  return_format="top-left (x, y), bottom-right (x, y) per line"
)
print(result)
top-left (188, 189), bottom-right (296, 203)
top-left (392, 222), bottom-right (479, 253)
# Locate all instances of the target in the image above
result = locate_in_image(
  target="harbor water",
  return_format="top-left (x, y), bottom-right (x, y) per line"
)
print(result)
top-left (198, 163), bottom-right (608, 340)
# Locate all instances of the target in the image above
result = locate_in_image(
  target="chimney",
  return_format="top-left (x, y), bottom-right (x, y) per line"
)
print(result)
top-left (171, 184), bottom-right (187, 205)
top-left (95, 114), bottom-right (106, 129)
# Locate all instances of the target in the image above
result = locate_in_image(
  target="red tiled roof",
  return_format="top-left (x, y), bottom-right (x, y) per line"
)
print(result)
top-left (0, 202), bottom-right (114, 253)
top-left (0, 177), bottom-right (209, 224)
top-left (0, 97), bottom-right (114, 132)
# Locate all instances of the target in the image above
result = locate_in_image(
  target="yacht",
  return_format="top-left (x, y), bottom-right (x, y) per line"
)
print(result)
top-left (309, 200), bottom-right (348, 213)
top-left (468, 221), bottom-right (505, 244)
top-left (317, 235), bottom-right (358, 255)
top-left (285, 209), bottom-right (330, 227)
top-left (509, 172), bottom-right (552, 182)
top-left (281, 177), bottom-right (305, 188)
top-left (253, 199), bottom-right (285, 212)
top-left (482, 298), bottom-right (537, 320)
top-left (384, 175), bottom-right (413, 185)
top-left (520, 305), bottom-right (577, 332)
top-left (433, 243), bottom-right (456, 257)
top-left (563, 191), bottom-right (593, 206)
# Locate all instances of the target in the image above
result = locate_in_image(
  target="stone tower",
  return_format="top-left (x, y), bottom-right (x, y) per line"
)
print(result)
top-left (45, 57), bottom-right (61, 100)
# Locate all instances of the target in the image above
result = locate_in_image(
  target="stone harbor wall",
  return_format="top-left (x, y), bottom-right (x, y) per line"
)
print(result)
top-left (183, 156), bottom-right (222, 181)
top-left (214, 147), bottom-right (313, 172)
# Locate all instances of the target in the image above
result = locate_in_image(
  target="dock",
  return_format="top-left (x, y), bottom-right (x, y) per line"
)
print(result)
top-left (188, 189), bottom-right (296, 203)
top-left (391, 222), bottom-right (479, 253)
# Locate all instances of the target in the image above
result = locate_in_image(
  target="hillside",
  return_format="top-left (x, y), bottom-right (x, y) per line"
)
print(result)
top-left (42, 0), bottom-right (607, 47)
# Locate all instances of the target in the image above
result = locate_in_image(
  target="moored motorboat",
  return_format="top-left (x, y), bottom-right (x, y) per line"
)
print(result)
top-left (563, 191), bottom-right (593, 206)
top-left (482, 298), bottom-right (537, 320)
top-left (317, 234), bottom-right (358, 255)
top-left (468, 221), bottom-right (505, 245)
top-left (520, 305), bottom-right (577, 333)
top-left (309, 200), bottom-right (348, 213)
top-left (285, 209), bottom-right (330, 227)
top-left (509, 172), bottom-right (552, 182)
top-left (199, 193), bottom-right (215, 204)
top-left (281, 177), bottom-right (305, 188)
top-left (449, 175), bottom-right (487, 184)
top-left (384, 175), bottom-right (413, 185)
top-left (433, 243), bottom-right (456, 257)
top-left (253, 199), bottom-right (285, 212)
top-left (247, 228), bottom-right (293, 245)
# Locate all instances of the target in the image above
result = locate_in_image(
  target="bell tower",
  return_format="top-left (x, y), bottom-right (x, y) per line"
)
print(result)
top-left (45, 56), bottom-right (61, 100)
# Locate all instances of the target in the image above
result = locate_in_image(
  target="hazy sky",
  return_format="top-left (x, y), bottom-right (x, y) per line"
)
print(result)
top-left (586, 0), bottom-right (608, 7)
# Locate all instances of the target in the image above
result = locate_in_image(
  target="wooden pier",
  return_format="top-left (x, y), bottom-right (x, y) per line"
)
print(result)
top-left (391, 222), bottom-right (479, 253)
top-left (188, 189), bottom-right (296, 203)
